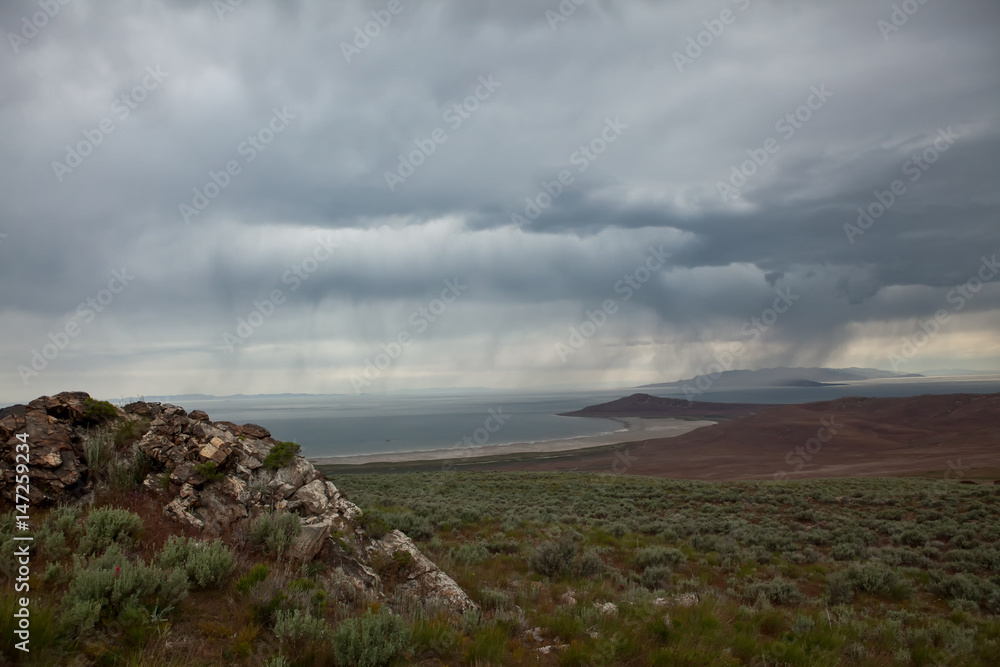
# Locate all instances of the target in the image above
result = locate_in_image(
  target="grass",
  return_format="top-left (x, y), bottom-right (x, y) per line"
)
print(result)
top-left (5, 469), bottom-right (1000, 665)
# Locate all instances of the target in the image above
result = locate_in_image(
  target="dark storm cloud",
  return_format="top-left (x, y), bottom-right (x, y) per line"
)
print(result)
top-left (0, 0), bottom-right (998, 400)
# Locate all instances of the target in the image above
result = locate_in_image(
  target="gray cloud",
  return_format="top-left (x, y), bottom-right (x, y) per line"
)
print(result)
top-left (1, 0), bottom-right (998, 401)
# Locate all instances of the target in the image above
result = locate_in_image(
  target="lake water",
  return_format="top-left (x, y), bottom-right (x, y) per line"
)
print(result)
top-left (145, 376), bottom-right (1000, 458)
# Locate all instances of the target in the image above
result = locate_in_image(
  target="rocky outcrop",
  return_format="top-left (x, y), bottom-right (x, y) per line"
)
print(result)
top-left (0, 391), bottom-right (475, 615)
top-left (0, 391), bottom-right (116, 505)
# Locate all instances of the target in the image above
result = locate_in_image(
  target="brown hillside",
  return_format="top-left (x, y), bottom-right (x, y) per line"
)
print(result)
top-left (504, 392), bottom-right (1000, 480)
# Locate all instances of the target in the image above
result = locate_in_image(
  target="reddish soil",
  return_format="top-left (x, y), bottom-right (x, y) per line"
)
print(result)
top-left (495, 392), bottom-right (1000, 481)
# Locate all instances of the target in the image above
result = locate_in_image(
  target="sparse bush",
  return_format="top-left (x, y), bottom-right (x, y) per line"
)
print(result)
top-left (332, 610), bottom-right (411, 667)
top-left (274, 608), bottom-right (330, 643)
top-left (635, 545), bottom-right (685, 569)
top-left (236, 563), bottom-right (270, 594)
top-left (83, 430), bottom-right (115, 472)
top-left (79, 507), bottom-right (143, 555)
top-left (451, 542), bottom-right (490, 566)
top-left (263, 441), bottom-right (301, 470)
top-left (157, 535), bottom-right (235, 589)
top-left (743, 577), bottom-right (802, 605)
top-left (250, 511), bottom-right (301, 556)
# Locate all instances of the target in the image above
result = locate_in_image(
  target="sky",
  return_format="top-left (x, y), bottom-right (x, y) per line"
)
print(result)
top-left (1, 0), bottom-right (999, 403)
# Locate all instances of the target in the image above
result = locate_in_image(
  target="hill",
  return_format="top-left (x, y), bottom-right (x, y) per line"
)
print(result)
top-left (640, 366), bottom-right (923, 389)
top-left (559, 393), bottom-right (773, 419)
top-left (495, 392), bottom-right (1000, 480)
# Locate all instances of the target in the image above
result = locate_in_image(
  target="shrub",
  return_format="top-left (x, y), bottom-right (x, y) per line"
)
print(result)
top-left (194, 461), bottom-right (224, 482)
top-left (530, 533), bottom-right (578, 578)
top-left (831, 542), bottom-right (862, 561)
top-left (274, 608), bottom-right (330, 643)
top-left (641, 565), bottom-right (673, 590)
top-left (236, 563), bottom-right (270, 594)
top-left (451, 542), bottom-right (490, 566)
top-left (83, 430), bottom-right (115, 472)
top-left (157, 536), bottom-right (235, 589)
top-left (250, 511), bottom-right (301, 556)
top-left (743, 577), bottom-right (802, 605)
top-left (332, 610), bottom-right (411, 667)
top-left (578, 548), bottom-right (606, 577)
top-left (898, 528), bottom-right (929, 547)
top-left (635, 546), bottom-right (685, 569)
top-left (113, 416), bottom-right (150, 448)
top-left (79, 507), bottom-right (143, 555)
top-left (263, 441), bottom-right (301, 470)
top-left (82, 398), bottom-right (117, 423)
top-left (64, 549), bottom-right (188, 632)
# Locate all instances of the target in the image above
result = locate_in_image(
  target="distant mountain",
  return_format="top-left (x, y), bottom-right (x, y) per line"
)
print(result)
top-left (639, 367), bottom-right (922, 389)
top-left (561, 393), bottom-right (773, 419)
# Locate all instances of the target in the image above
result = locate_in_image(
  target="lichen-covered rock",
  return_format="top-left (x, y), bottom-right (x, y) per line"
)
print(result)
top-left (1, 392), bottom-right (477, 616)
top-left (0, 392), bottom-right (94, 505)
top-left (371, 530), bottom-right (479, 614)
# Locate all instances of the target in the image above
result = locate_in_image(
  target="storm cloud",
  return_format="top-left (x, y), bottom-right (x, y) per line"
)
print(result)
top-left (1, 0), bottom-right (998, 401)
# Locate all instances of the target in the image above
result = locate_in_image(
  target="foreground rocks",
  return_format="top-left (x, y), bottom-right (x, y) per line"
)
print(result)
top-left (1, 392), bottom-right (476, 615)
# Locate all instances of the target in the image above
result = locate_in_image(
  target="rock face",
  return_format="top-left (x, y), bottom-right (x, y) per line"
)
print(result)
top-left (0, 392), bottom-right (476, 615)
top-left (0, 391), bottom-right (117, 505)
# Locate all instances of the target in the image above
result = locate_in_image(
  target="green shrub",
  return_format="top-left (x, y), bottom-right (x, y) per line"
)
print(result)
top-left (635, 546), bottom-right (685, 569)
top-left (641, 565), bottom-right (673, 590)
top-left (530, 533), bottom-right (578, 578)
top-left (332, 610), bottom-right (411, 667)
top-left (194, 461), bottom-right (224, 482)
top-left (157, 536), bottom-right (235, 589)
top-left (64, 549), bottom-right (188, 632)
top-left (274, 608), bottom-right (330, 643)
top-left (743, 577), bottom-right (802, 605)
top-left (263, 441), bottom-right (301, 470)
top-left (79, 507), bottom-right (143, 555)
top-left (83, 430), bottom-right (115, 472)
top-left (82, 397), bottom-right (117, 423)
top-left (250, 511), bottom-right (301, 555)
top-left (451, 542), bottom-right (490, 566)
top-left (236, 563), bottom-right (270, 594)
top-left (113, 416), bottom-right (150, 448)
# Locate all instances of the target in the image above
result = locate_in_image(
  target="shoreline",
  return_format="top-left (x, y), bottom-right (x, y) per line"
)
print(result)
top-left (308, 417), bottom-right (715, 466)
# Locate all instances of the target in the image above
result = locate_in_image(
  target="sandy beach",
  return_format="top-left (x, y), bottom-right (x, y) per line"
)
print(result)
top-left (308, 417), bottom-right (716, 466)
